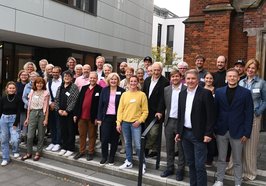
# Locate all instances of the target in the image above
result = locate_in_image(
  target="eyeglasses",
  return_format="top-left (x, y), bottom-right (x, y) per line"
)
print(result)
top-left (178, 68), bottom-right (187, 70)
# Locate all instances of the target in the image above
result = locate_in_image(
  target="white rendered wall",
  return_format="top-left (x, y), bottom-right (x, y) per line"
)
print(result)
top-left (152, 15), bottom-right (187, 60)
top-left (0, 0), bottom-right (153, 57)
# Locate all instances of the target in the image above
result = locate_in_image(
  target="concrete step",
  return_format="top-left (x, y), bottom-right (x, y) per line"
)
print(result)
top-left (12, 155), bottom-right (148, 186)
top-left (16, 143), bottom-right (266, 186)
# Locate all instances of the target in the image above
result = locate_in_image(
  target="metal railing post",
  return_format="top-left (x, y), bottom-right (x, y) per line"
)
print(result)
top-left (137, 136), bottom-right (145, 186)
top-left (137, 118), bottom-right (158, 186)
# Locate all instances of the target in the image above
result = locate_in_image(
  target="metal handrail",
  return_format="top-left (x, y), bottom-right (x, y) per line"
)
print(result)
top-left (137, 117), bottom-right (159, 186)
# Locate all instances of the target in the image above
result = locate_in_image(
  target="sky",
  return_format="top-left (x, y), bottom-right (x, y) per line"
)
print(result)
top-left (154, 0), bottom-right (190, 17)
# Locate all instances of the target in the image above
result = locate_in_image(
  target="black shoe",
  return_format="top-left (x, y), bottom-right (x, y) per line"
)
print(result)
top-left (160, 170), bottom-right (174, 177)
top-left (100, 158), bottom-right (107, 165)
top-left (145, 149), bottom-right (149, 157)
top-left (148, 151), bottom-right (158, 158)
top-left (108, 156), bottom-right (114, 165)
top-left (73, 152), bottom-right (84, 160)
top-left (176, 170), bottom-right (184, 181)
top-left (87, 154), bottom-right (93, 161)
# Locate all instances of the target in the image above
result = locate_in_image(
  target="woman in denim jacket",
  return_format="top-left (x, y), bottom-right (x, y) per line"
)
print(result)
top-left (239, 59), bottom-right (266, 180)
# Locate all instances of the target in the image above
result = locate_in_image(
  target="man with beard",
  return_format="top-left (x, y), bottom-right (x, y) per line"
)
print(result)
top-left (213, 56), bottom-right (227, 88)
top-left (75, 64), bottom-right (91, 91)
top-left (119, 62), bottom-right (127, 80)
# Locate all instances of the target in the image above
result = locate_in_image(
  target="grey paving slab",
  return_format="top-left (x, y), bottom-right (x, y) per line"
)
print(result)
top-left (0, 163), bottom-right (80, 186)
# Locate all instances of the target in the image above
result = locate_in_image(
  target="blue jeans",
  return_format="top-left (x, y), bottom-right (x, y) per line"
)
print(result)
top-left (122, 121), bottom-right (143, 162)
top-left (0, 114), bottom-right (20, 161)
top-left (182, 129), bottom-right (207, 186)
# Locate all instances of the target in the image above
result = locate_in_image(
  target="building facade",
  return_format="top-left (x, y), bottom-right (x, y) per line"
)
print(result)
top-left (0, 0), bottom-right (153, 88)
top-left (152, 5), bottom-right (187, 62)
top-left (184, 0), bottom-right (266, 77)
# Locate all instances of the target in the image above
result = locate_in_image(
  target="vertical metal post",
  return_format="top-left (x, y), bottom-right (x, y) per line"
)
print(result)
top-left (156, 123), bottom-right (163, 169)
top-left (137, 136), bottom-right (145, 186)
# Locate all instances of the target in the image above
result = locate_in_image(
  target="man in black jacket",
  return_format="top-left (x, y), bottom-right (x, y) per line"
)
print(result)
top-left (73, 71), bottom-right (102, 161)
top-left (175, 69), bottom-right (215, 186)
top-left (142, 62), bottom-right (169, 157)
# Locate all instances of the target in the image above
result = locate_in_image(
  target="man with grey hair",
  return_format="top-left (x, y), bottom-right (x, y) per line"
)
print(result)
top-left (38, 59), bottom-right (48, 78)
top-left (143, 62), bottom-right (169, 157)
top-left (95, 56), bottom-right (105, 79)
top-left (75, 64), bottom-right (91, 91)
top-left (177, 61), bottom-right (189, 84)
top-left (175, 69), bottom-right (215, 186)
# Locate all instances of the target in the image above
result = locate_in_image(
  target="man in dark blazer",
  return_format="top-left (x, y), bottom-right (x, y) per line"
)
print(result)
top-left (142, 62), bottom-right (169, 157)
top-left (160, 68), bottom-right (186, 181)
top-left (175, 69), bottom-right (215, 186)
top-left (73, 71), bottom-right (102, 161)
top-left (213, 68), bottom-right (253, 186)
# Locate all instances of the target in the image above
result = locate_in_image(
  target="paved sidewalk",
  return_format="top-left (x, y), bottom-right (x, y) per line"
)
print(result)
top-left (0, 163), bottom-right (80, 186)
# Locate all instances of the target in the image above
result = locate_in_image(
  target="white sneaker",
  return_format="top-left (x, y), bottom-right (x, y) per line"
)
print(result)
top-left (45, 144), bottom-right (55, 151)
top-left (51, 144), bottom-right (61, 152)
top-left (13, 153), bottom-right (20, 158)
top-left (143, 163), bottom-right (146, 174)
top-left (63, 151), bottom-right (73, 157)
top-left (58, 149), bottom-right (66, 156)
top-left (213, 181), bottom-right (223, 186)
top-left (119, 159), bottom-right (133, 169)
top-left (1, 160), bottom-right (8, 166)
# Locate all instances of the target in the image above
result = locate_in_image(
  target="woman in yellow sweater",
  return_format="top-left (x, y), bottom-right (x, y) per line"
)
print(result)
top-left (116, 75), bottom-right (148, 173)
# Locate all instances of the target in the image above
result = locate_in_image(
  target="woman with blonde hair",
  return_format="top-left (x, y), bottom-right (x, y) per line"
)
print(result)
top-left (239, 59), bottom-right (266, 180)
top-left (116, 75), bottom-right (148, 173)
top-left (23, 62), bottom-right (37, 74)
top-left (97, 73), bottom-right (125, 164)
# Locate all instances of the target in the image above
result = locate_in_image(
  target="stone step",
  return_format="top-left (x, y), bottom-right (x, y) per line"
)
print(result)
top-left (17, 144), bottom-right (266, 186)
top-left (12, 155), bottom-right (148, 186)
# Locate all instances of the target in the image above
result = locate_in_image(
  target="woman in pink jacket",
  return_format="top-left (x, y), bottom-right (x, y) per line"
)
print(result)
top-left (22, 77), bottom-right (50, 161)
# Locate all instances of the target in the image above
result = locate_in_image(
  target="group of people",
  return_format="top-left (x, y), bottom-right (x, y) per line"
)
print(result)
top-left (0, 54), bottom-right (265, 186)
top-left (167, 55), bottom-right (265, 186)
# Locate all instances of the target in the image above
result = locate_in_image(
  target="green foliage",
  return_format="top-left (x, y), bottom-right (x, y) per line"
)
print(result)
top-left (152, 45), bottom-right (180, 66)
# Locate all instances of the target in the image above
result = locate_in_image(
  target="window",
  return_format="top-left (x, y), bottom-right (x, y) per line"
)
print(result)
top-left (166, 25), bottom-right (174, 48)
top-left (157, 24), bottom-right (162, 47)
top-left (53, 0), bottom-right (97, 15)
top-left (166, 25), bottom-right (174, 62)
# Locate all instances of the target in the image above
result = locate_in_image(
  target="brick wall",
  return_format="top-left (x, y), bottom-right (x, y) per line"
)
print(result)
top-left (228, 12), bottom-right (248, 67)
top-left (189, 0), bottom-right (208, 16)
top-left (244, 2), bottom-right (266, 59)
top-left (184, 0), bottom-right (265, 72)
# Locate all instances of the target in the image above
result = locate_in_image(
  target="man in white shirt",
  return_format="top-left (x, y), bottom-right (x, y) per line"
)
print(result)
top-left (161, 68), bottom-right (186, 181)
top-left (45, 66), bottom-right (62, 152)
top-left (142, 62), bottom-right (169, 157)
top-left (175, 69), bottom-right (215, 186)
top-left (95, 56), bottom-right (105, 80)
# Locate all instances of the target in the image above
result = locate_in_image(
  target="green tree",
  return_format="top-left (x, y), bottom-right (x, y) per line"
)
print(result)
top-left (152, 45), bottom-right (181, 66)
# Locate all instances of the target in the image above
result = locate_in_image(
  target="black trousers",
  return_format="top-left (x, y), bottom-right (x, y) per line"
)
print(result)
top-left (59, 113), bottom-right (75, 151)
top-left (100, 115), bottom-right (119, 159)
